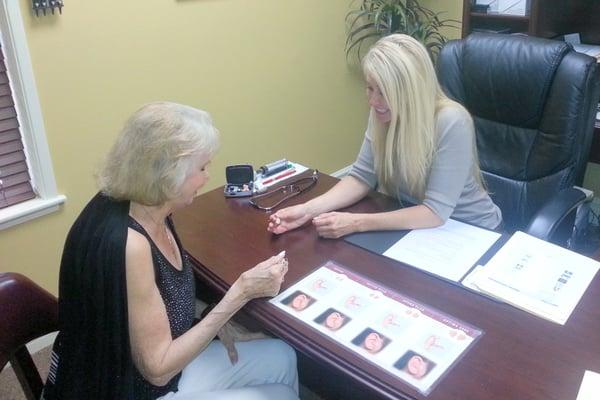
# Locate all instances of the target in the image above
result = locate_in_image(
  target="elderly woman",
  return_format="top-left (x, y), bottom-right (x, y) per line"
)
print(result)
top-left (43, 102), bottom-right (298, 400)
top-left (268, 34), bottom-right (502, 238)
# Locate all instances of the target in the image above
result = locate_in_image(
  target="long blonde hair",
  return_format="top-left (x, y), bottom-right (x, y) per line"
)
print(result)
top-left (362, 34), bottom-right (474, 200)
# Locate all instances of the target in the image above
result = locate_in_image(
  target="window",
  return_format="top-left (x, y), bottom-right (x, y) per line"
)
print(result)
top-left (0, 1), bottom-right (64, 230)
top-left (0, 42), bottom-right (35, 208)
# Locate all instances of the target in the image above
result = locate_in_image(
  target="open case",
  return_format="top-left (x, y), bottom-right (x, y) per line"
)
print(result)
top-left (224, 164), bottom-right (254, 197)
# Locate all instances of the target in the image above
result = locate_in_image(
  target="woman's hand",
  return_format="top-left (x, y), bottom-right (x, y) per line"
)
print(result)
top-left (267, 204), bottom-right (313, 234)
top-left (217, 320), bottom-right (269, 364)
top-left (267, 176), bottom-right (371, 235)
top-left (234, 251), bottom-right (288, 301)
top-left (312, 212), bottom-right (361, 239)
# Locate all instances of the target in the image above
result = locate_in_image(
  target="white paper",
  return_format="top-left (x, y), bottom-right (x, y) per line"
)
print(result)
top-left (383, 219), bottom-right (501, 282)
top-left (497, 0), bottom-right (528, 15)
top-left (577, 370), bottom-right (600, 400)
top-left (254, 161), bottom-right (309, 192)
top-left (473, 231), bottom-right (600, 325)
top-left (564, 33), bottom-right (581, 45)
top-left (270, 261), bottom-right (483, 396)
top-left (461, 265), bottom-right (486, 292)
top-left (572, 44), bottom-right (600, 58)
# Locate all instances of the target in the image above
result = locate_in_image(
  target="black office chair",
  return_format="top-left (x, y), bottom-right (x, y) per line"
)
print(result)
top-left (0, 272), bottom-right (58, 400)
top-left (437, 33), bottom-right (600, 246)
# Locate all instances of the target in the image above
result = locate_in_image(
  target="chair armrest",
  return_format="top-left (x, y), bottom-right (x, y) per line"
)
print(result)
top-left (525, 187), bottom-right (588, 242)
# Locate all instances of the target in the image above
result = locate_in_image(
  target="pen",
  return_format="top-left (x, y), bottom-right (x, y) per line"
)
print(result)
top-left (262, 169), bottom-right (297, 185)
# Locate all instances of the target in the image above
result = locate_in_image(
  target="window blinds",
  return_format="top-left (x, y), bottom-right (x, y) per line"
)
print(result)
top-left (0, 42), bottom-right (35, 209)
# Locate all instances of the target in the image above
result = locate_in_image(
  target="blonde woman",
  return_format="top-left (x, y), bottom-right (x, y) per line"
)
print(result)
top-left (44, 102), bottom-right (298, 400)
top-left (268, 34), bottom-right (501, 238)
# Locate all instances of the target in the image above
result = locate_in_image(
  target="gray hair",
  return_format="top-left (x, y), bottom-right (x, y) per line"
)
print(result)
top-left (98, 101), bottom-right (220, 205)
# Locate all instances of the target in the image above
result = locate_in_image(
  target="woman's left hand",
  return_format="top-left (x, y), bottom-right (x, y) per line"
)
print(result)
top-left (217, 320), bottom-right (269, 365)
top-left (312, 212), bottom-right (360, 238)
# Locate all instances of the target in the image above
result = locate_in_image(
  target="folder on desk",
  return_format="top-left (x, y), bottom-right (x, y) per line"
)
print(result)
top-left (344, 229), bottom-right (408, 255)
top-left (471, 231), bottom-right (600, 325)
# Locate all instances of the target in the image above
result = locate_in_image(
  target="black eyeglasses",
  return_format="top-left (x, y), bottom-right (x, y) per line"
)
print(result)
top-left (250, 170), bottom-right (319, 212)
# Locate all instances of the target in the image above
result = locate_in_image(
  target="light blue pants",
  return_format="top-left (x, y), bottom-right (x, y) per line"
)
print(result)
top-left (158, 339), bottom-right (299, 400)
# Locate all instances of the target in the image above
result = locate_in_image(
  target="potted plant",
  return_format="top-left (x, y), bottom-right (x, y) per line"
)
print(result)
top-left (345, 0), bottom-right (458, 60)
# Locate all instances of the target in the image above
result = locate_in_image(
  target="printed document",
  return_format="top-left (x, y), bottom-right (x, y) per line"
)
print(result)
top-left (461, 265), bottom-right (486, 292)
top-left (270, 261), bottom-right (483, 395)
top-left (383, 218), bottom-right (501, 282)
top-left (472, 231), bottom-right (600, 325)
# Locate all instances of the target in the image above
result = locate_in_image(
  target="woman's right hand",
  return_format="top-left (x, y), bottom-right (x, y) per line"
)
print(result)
top-left (234, 251), bottom-right (289, 301)
top-left (267, 203), bottom-right (313, 234)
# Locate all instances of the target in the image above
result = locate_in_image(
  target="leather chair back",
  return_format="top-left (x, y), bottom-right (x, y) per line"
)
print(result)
top-left (437, 33), bottom-right (600, 231)
top-left (0, 273), bottom-right (58, 400)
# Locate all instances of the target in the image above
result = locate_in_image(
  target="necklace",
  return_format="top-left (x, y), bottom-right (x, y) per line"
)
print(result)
top-left (139, 206), bottom-right (179, 265)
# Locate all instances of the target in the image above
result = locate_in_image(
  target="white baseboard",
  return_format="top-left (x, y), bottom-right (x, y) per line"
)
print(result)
top-left (331, 165), bottom-right (352, 178)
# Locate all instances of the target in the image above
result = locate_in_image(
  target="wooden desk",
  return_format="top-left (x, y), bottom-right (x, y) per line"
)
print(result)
top-left (173, 174), bottom-right (600, 400)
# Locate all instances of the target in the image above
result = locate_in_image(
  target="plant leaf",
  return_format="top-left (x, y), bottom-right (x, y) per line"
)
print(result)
top-left (344, 0), bottom-right (457, 64)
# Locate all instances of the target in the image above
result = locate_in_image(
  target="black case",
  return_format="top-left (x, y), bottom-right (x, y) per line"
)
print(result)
top-left (224, 164), bottom-right (254, 197)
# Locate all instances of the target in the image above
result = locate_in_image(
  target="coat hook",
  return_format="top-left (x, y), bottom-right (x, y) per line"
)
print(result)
top-left (33, 0), bottom-right (63, 17)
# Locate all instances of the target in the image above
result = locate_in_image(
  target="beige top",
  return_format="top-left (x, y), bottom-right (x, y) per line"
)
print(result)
top-left (349, 106), bottom-right (502, 229)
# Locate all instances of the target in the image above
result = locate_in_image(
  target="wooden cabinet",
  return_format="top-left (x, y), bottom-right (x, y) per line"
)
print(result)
top-left (461, 0), bottom-right (600, 41)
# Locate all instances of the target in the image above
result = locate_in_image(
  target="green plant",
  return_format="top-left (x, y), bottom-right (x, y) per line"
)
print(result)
top-left (345, 0), bottom-right (459, 60)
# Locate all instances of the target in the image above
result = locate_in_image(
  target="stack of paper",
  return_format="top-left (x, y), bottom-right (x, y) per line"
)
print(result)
top-left (467, 231), bottom-right (600, 325)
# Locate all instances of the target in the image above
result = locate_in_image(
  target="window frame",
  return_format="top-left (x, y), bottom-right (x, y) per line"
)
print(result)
top-left (0, 1), bottom-right (65, 230)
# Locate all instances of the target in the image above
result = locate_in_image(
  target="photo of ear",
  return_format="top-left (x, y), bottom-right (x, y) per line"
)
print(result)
top-left (313, 308), bottom-right (351, 331)
top-left (281, 290), bottom-right (316, 312)
top-left (394, 350), bottom-right (436, 380)
top-left (351, 328), bottom-right (391, 354)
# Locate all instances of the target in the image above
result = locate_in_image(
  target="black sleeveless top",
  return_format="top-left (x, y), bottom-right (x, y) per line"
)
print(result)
top-left (129, 216), bottom-right (196, 400)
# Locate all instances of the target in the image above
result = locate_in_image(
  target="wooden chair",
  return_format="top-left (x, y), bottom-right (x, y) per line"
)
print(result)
top-left (0, 272), bottom-right (58, 400)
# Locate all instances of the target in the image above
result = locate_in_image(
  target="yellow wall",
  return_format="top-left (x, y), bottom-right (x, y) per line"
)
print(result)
top-left (1, 0), bottom-right (370, 293)
top-left (420, 0), bottom-right (463, 40)
top-left (16, 0), bottom-right (599, 295)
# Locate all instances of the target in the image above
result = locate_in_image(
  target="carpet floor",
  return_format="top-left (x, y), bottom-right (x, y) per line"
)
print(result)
top-left (0, 346), bottom-right (51, 400)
